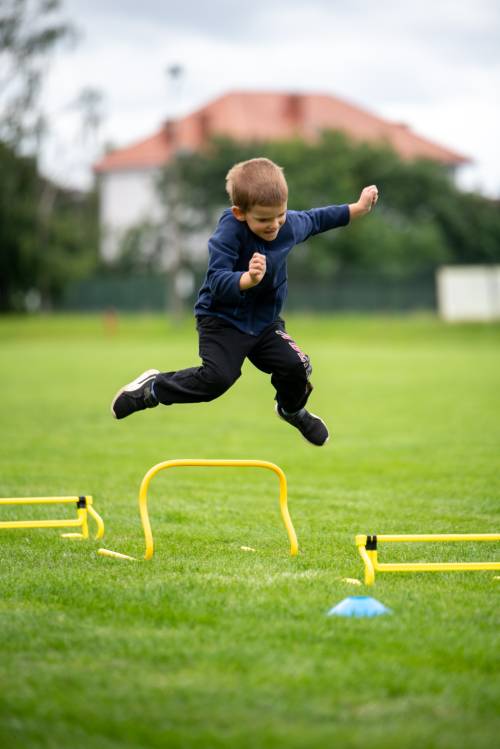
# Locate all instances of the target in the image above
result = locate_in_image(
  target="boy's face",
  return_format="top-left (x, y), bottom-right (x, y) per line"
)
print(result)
top-left (232, 203), bottom-right (287, 241)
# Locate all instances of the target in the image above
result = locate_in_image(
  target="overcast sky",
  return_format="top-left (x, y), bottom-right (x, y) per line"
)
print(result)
top-left (41, 0), bottom-right (500, 196)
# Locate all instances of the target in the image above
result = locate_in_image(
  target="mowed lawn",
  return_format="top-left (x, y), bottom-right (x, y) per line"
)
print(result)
top-left (0, 313), bottom-right (499, 749)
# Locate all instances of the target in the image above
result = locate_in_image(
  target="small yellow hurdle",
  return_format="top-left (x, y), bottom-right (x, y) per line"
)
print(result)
top-left (356, 533), bottom-right (500, 585)
top-left (0, 496), bottom-right (105, 541)
top-left (98, 459), bottom-right (298, 561)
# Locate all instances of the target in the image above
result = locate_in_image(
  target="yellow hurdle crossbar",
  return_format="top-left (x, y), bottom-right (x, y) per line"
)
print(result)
top-left (356, 533), bottom-right (500, 585)
top-left (0, 496), bottom-right (104, 541)
top-left (98, 459), bottom-right (298, 561)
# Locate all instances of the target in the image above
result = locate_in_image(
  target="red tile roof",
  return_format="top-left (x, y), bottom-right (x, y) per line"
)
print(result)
top-left (94, 90), bottom-right (470, 173)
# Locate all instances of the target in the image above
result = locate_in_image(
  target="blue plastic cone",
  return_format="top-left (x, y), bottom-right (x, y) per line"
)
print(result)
top-left (327, 596), bottom-right (392, 618)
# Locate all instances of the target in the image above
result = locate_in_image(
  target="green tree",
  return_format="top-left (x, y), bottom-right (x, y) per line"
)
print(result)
top-left (0, 140), bottom-right (98, 310)
top-left (0, 0), bottom-right (76, 146)
top-left (0, 1), bottom-right (100, 311)
top-left (157, 132), bottom-right (500, 281)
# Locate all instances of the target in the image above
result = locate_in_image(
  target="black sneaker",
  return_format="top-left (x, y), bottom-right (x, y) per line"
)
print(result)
top-left (111, 369), bottom-right (160, 420)
top-left (276, 404), bottom-right (329, 446)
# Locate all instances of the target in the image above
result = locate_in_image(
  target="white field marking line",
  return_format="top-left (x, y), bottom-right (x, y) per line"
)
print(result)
top-left (180, 570), bottom-right (322, 587)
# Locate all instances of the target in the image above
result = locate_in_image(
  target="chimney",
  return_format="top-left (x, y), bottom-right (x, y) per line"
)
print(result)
top-left (197, 112), bottom-right (211, 144)
top-left (163, 119), bottom-right (178, 145)
top-left (284, 94), bottom-right (304, 127)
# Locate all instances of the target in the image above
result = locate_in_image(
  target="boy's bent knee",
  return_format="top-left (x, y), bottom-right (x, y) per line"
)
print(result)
top-left (280, 358), bottom-right (311, 382)
top-left (201, 368), bottom-right (240, 400)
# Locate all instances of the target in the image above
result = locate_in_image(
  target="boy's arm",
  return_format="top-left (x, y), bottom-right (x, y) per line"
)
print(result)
top-left (289, 185), bottom-right (379, 244)
top-left (348, 185), bottom-right (379, 220)
top-left (289, 204), bottom-right (350, 244)
top-left (206, 215), bottom-right (246, 302)
top-left (206, 237), bottom-right (245, 302)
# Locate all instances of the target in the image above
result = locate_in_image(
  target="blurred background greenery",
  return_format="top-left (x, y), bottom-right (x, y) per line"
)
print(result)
top-left (2, 1), bottom-right (500, 316)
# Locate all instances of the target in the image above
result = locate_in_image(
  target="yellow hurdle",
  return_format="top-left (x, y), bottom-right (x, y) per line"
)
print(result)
top-left (356, 533), bottom-right (500, 585)
top-left (98, 459), bottom-right (298, 561)
top-left (0, 496), bottom-right (105, 541)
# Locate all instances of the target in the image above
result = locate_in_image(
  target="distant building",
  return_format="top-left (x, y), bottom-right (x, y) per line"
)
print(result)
top-left (93, 90), bottom-right (470, 261)
top-left (437, 266), bottom-right (500, 321)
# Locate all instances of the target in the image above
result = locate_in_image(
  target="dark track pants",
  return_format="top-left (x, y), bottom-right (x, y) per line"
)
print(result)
top-left (153, 316), bottom-right (313, 413)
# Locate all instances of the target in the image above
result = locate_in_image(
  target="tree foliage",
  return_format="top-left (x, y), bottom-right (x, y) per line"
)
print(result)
top-left (0, 140), bottom-right (98, 310)
top-left (0, 0), bottom-right (76, 146)
top-left (159, 132), bottom-right (500, 281)
top-left (0, 0), bottom-right (99, 311)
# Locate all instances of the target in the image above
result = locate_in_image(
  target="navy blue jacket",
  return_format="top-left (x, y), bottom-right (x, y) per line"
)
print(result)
top-left (194, 204), bottom-right (350, 335)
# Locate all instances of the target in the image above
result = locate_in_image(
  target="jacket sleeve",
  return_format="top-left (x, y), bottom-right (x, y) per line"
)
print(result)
top-left (206, 215), bottom-right (245, 303)
top-left (289, 204), bottom-right (350, 244)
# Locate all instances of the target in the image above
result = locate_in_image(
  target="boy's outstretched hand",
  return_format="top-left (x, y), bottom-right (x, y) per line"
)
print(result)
top-left (240, 252), bottom-right (267, 290)
top-left (349, 185), bottom-right (379, 219)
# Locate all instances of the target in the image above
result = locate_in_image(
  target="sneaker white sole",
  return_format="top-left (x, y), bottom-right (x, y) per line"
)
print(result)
top-left (275, 403), bottom-right (330, 446)
top-left (111, 368), bottom-right (160, 419)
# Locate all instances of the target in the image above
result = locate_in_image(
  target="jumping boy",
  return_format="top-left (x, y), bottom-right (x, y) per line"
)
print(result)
top-left (111, 157), bottom-right (378, 446)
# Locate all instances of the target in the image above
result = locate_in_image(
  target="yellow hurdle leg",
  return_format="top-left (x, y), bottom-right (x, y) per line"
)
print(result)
top-left (87, 502), bottom-right (105, 540)
top-left (356, 535), bottom-right (375, 585)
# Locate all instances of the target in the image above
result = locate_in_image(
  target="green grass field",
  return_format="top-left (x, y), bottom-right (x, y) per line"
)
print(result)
top-left (0, 313), bottom-right (499, 749)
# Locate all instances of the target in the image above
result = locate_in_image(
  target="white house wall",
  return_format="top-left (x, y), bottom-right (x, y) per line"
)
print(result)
top-left (98, 168), bottom-right (164, 261)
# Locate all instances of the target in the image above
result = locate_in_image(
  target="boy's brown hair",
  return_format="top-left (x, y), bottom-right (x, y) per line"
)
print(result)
top-left (225, 157), bottom-right (288, 211)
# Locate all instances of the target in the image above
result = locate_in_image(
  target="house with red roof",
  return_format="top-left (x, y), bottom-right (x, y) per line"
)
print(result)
top-left (94, 90), bottom-right (469, 261)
